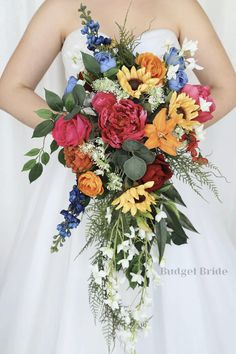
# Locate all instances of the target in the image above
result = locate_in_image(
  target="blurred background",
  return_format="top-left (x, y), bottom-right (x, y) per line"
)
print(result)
top-left (0, 0), bottom-right (235, 271)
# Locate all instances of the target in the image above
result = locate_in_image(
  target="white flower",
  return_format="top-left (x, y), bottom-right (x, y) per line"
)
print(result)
top-left (185, 57), bottom-right (204, 71)
top-left (118, 258), bottom-right (130, 269)
top-left (138, 229), bottom-right (146, 240)
top-left (194, 124), bottom-right (206, 141)
top-left (130, 272), bottom-right (144, 285)
top-left (146, 232), bottom-right (155, 241)
top-left (133, 308), bottom-right (148, 321)
top-left (124, 226), bottom-right (136, 239)
top-left (105, 207), bottom-right (112, 225)
top-left (127, 245), bottom-right (139, 261)
top-left (199, 97), bottom-right (212, 112)
top-left (167, 64), bottom-right (179, 80)
top-left (179, 38), bottom-right (198, 56)
top-left (104, 297), bottom-right (119, 310)
top-left (163, 39), bottom-right (175, 52)
top-left (174, 125), bottom-right (185, 139)
top-left (117, 240), bottom-right (130, 254)
top-left (155, 211), bottom-right (167, 223)
top-left (91, 264), bottom-right (107, 285)
top-left (100, 246), bottom-right (114, 259)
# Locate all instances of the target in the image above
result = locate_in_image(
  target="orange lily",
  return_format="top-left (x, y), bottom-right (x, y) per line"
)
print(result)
top-left (144, 108), bottom-right (182, 156)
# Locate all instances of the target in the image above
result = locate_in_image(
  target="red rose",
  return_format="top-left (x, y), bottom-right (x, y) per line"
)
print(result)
top-left (91, 92), bottom-right (116, 114)
top-left (139, 154), bottom-right (173, 192)
top-left (98, 99), bottom-right (147, 148)
top-left (181, 84), bottom-right (216, 123)
top-left (52, 114), bottom-right (92, 147)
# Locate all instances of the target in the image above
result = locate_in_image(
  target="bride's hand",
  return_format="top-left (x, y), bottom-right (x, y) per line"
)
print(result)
top-left (0, 0), bottom-right (76, 129)
top-left (172, 0), bottom-right (236, 128)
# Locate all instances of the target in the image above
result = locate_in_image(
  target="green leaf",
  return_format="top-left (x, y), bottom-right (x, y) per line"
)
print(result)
top-left (155, 219), bottom-right (169, 263)
top-left (162, 184), bottom-right (186, 207)
top-left (163, 203), bottom-right (188, 245)
top-left (156, 183), bottom-right (172, 193)
top-left (32, 120), bottom-right (54, 138)
top-left (122, 140), bottom-right (143, 152)
top-left (179, 211), bottom-right (199, 233)
top-left (134, 148), bottom-right (155, 164)
top-left (63, 92), bottom-right (76, 112)
top-left (81, 51), bottom-right (100, 76)
top-left (24, 148), bottom-right (40, 157)
top-left (112, 150), bottom-right (130, 168)
top-left (63, 105), bottom-right (81, 121)
top-left (123, 156), bottom-right (147, 181)
top-left (22, 159), bottom-right (36, 171)
top-left (72, 84), bottom-right (86, 106)
top-left (103, 67), bottom-right (119, 78)
top-left (58, 148), bottom-right (66, 166)
top-left (41, 152), bottom-right (50, 165)
top-left (44, 89), bottom-right (64, 111)
top-left (34, 109), bottom-right (53, 120)
top-left (29, 163), bottom-right (43, 183)
top-left (50, 140), bottom-right (59, 154)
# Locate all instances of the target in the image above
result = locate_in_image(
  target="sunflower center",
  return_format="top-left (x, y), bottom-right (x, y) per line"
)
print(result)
top-left (128, 78), bottom-right (143, 90)
top-left (176, 107), bottom-right (186, 117)
top-left (134, 195), bottom-right (146, 203)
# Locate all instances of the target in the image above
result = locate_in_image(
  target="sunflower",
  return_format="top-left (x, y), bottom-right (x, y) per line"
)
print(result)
top-left (144, 108), bottom-right (182, 156)
top-left (168, 91), bottom-right (200, 131)
top-left (111, 182), bottom-right (156, 216)
top-left (117, 65), bottom-right (159, 99)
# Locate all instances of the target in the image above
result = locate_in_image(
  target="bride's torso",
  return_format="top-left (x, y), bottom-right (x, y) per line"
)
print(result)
top-left (61, 28), bottom-right (180, 79)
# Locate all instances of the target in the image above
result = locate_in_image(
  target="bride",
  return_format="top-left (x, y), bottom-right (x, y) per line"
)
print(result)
top-left (0, 1), bottom-right (236, 354)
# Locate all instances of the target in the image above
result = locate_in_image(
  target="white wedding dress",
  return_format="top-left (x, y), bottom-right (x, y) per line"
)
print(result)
top-left (0, 28), bottom-right (236, 354)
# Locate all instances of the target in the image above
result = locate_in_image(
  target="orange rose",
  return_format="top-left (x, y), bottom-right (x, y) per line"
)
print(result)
top-left (78, 171), bottom-right (104, 197)
top-left (64, 147), bottom-right (93, 173)
top-left (136, 52), bottom-right (166, 81)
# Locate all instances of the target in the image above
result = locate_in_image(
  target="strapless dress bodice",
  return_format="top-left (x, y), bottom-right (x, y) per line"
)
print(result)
top-left (61, 28), bottom-right (180, 79)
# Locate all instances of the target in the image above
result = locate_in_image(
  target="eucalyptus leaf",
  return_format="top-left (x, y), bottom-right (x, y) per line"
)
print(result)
top-left (122, 140), bottom-right (144, 152)
top-left (29, 163), bottom-right (43, 183)
top-left (32, 120), bottom-right (54, 138)
top-left (123, 156), bottom-right (147, 181)
top-left (44, 89), bottom-right (64, 111)
top-left (112, 150), bottom-right (130, 168)
top-left (134, 149), bottom-right (155, 164)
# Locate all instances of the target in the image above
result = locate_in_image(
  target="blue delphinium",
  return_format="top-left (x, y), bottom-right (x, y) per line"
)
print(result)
top-left (56, 185), bottom-right (88, 239)
top-left (164, 47), bottom-right (185, 70)
top-left (94, 51), bottom-right (116, 73)
top-left (168, 70), bottom-right (188, 91)
top-left (80, 19), bottom-right (112, 51)
top-left (64, 76), bottom-right (78, 95)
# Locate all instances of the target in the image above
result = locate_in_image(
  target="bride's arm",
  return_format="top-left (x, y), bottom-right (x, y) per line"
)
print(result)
top-left (0, 0), bottom-right (74, 129)
top-left (172, 0), bottom-right (236, 128)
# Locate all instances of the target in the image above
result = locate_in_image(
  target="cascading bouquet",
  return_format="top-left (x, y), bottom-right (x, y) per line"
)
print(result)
top-left (22, 3), bottom-right (224, 353)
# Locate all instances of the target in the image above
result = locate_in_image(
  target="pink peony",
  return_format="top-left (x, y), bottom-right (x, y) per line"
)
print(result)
top-left (181, 84), bottom-right (216, 123)
top-left (98, 99), bottom-right (147, 148)
top-left (91, 92), bottom-right (116, 114)
top-left (52, 114), bottom-right (92, 147)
